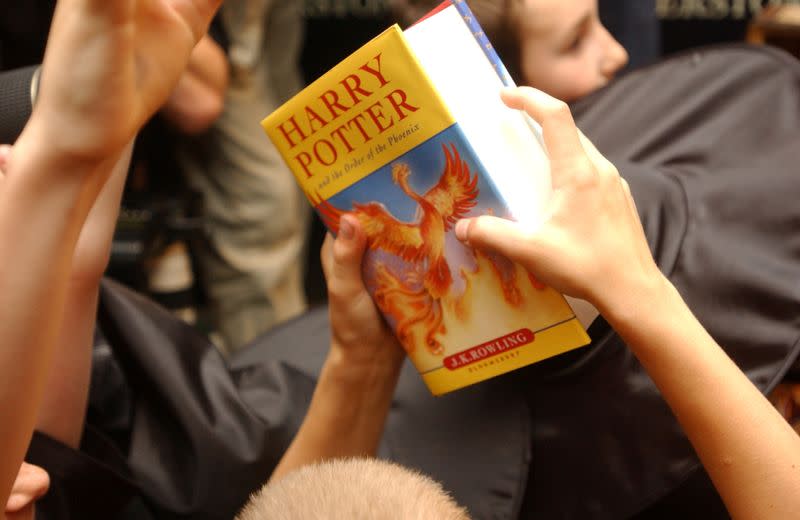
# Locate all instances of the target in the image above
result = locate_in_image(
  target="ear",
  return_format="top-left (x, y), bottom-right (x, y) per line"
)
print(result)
top-left (5, 463), bottom-right (49, 517)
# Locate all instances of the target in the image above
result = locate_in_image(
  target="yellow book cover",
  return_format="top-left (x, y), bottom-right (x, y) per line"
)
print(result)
top-left (262, 2), bottom-right (590, 395)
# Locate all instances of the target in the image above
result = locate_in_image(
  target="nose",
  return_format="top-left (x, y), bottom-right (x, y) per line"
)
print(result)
top-left (600, 27), bottom-right (629, 79)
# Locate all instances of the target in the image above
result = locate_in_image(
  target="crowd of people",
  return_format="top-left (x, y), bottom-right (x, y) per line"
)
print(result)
top-left (1, 0), bottom-right (799, 518)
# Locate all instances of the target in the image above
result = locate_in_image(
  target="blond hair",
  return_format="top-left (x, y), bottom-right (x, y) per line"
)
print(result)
top-left (236, 458), bottom-right (471, 520)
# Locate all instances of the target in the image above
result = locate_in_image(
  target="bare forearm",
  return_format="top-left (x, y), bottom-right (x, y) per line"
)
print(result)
top-left (33, 283), bottom-right (98, 448)
top-left (0, 125), bottom-right (113, 504)
top-left (604, 276), bottom-right (800, 519)
top-left (33, 144), bottom-right (130, 447)
top-left (270, 346), bottom-right (402, 482)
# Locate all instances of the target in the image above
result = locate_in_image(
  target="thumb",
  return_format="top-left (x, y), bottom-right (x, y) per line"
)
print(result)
top-left (455, 216), bottom-right (543, 269)
top-left (323, 214), bottom-right (369, 304)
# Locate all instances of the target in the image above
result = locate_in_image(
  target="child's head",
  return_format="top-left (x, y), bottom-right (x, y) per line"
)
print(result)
top-left (493, 0), bottom-right (629, 102)
top-left (391, 0), bottom-right (629, 102)
top-left (236, 457), bottom-right (470, 520)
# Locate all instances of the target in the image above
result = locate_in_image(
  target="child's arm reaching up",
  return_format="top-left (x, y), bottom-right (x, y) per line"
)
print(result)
top-left (0, 0), bottom-right (221, 508)
top-left (35, 142), bottom-right (132, 449)
top-left (268, 215), bottom-right (406, 483)
top-left (456, 86), bottom-right (800, 519)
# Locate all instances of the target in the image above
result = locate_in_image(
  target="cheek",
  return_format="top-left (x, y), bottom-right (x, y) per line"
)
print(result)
top-left (523, 58), bottom-right (599, 103)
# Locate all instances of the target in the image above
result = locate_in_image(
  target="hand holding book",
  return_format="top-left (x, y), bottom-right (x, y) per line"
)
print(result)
top-left (261, 0), bottom-right (590, 394)
top-left (455, 86), bottom-right (663, 321)
top-left (457, 86), bottom-right (800, 519)
top-left (269, 215), bottom-right (404, 483)
top-left (321, 214), bottom-right (406, 374)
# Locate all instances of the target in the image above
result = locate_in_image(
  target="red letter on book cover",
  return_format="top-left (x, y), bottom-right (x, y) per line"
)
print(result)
top-left (278, 115), bottom-right (308, 149)
top-left (360, 53), bottom-right (390, 88)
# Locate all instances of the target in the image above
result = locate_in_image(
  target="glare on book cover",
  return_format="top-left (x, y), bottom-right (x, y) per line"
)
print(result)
top-left (314, 127), bottom-right (572, 372)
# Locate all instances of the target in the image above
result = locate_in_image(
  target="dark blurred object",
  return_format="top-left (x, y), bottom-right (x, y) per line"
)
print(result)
top-left (300, 1), bottom-right (392, 83)
top-left (747, 4), bottom-right (800, 58)
top-left (0, 0), bottom-right (54, 68)
top-left (300, 1), bottom-right (394, 306)
top-left (658, 0), bottom-right (760, 54)
top-left (599, 0), bottom-right (661, 70)
top-left (0, 0), bottom-right (53, 143)
top-left (0, 65), bottom-right (36, 143)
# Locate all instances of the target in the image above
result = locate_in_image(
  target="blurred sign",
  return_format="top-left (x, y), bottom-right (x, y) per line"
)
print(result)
top-left (304, 0), bottom-right (391, 17)
top-left (657, 0), bottom-right (799, 20)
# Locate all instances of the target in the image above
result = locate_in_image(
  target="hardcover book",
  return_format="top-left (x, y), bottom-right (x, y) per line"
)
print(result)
top-left (261, 0), bottom-right (591, 395)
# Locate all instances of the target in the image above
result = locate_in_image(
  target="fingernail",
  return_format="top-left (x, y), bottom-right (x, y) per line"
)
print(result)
top-left (340, 218), bottom-right (354, 240)
top-left (455, 219), bottom-right (469, 241)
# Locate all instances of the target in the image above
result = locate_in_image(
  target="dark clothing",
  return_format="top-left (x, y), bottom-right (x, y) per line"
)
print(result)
top-left (27, 429), bottom-right (151, 520)
top-left (27, 45), bottom-right (800, 519)
top-left (0, 65), bottom-right (37, 143)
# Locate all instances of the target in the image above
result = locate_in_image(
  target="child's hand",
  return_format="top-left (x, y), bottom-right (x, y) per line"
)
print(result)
top-left (26, 0), bottom-right (222, 165)
top-left (321, 214), bottom-right (405, 373)
top-left (455, 87), bottom-right (664, 317)
top-left (269, 216), bottom-right (405, 479)
top-left (4, 462), bottom-right (49, 520)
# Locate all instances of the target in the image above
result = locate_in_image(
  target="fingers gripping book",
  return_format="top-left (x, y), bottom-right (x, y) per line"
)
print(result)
top-left (261, 0), bottom-right (591, 395)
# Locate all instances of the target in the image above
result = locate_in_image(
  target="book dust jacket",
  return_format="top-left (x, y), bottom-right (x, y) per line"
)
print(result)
top-left (262, 24), bottom-right (589, 395)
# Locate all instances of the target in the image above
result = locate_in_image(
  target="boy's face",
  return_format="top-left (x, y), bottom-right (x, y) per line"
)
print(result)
top-left (514, 0), bottom-right (629, 102)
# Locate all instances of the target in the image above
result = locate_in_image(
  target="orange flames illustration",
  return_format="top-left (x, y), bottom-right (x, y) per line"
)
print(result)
top-left (314, 143), bottom-right (568, 362)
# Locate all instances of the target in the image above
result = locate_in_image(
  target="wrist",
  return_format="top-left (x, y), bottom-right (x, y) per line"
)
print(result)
top-left (325, 340), bottom-right (404, 390)
top-left (304, 345), bottom-right (401, 455)
top-left (596, 270), bottom-right (676, 332)
top-left (13, 114), bottom-right (115, 177)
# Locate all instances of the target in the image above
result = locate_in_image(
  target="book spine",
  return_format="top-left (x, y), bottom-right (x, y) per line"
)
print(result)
top-left (451, 0), bottom-right (514, 87)
top-left (451, 0), bottom-right (544, 142)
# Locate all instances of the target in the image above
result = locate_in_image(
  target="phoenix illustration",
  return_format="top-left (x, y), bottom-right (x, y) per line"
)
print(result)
top-left (315, 143), bottom-right (479, 355)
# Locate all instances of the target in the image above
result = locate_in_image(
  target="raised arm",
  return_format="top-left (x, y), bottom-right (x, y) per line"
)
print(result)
top-left (268, 215), bottom-right (406, 483)
top-left (456, 86), bottom-right (800, 519)
top-left (0, 0), bottom-right (221, 507)
top-left (33, 142), bottom-right (132, 449)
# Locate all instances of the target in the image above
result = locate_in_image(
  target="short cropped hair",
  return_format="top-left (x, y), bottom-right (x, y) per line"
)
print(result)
top-left (236, 457), bottom-right (471, 520)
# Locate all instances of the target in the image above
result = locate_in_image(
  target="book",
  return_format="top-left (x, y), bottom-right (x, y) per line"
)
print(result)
top-left (261, 0), bottom-right (591, 395)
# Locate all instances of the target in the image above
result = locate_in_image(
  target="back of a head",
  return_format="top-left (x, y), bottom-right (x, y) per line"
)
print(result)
top-left (236, 457), bottom-right (471, 520)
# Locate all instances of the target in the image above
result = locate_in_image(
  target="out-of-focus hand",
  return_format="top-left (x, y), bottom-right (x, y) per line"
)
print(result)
top-left (27, 0), bottom-right (222, 165)
top-left (4, 463), bottom-right (49, 520)
top-left (321, 214), bottom-right (405, 373)
top-left (455, 87), bottom-right (664, 316)
top-left (161, 33), bottom-right (229, 135)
